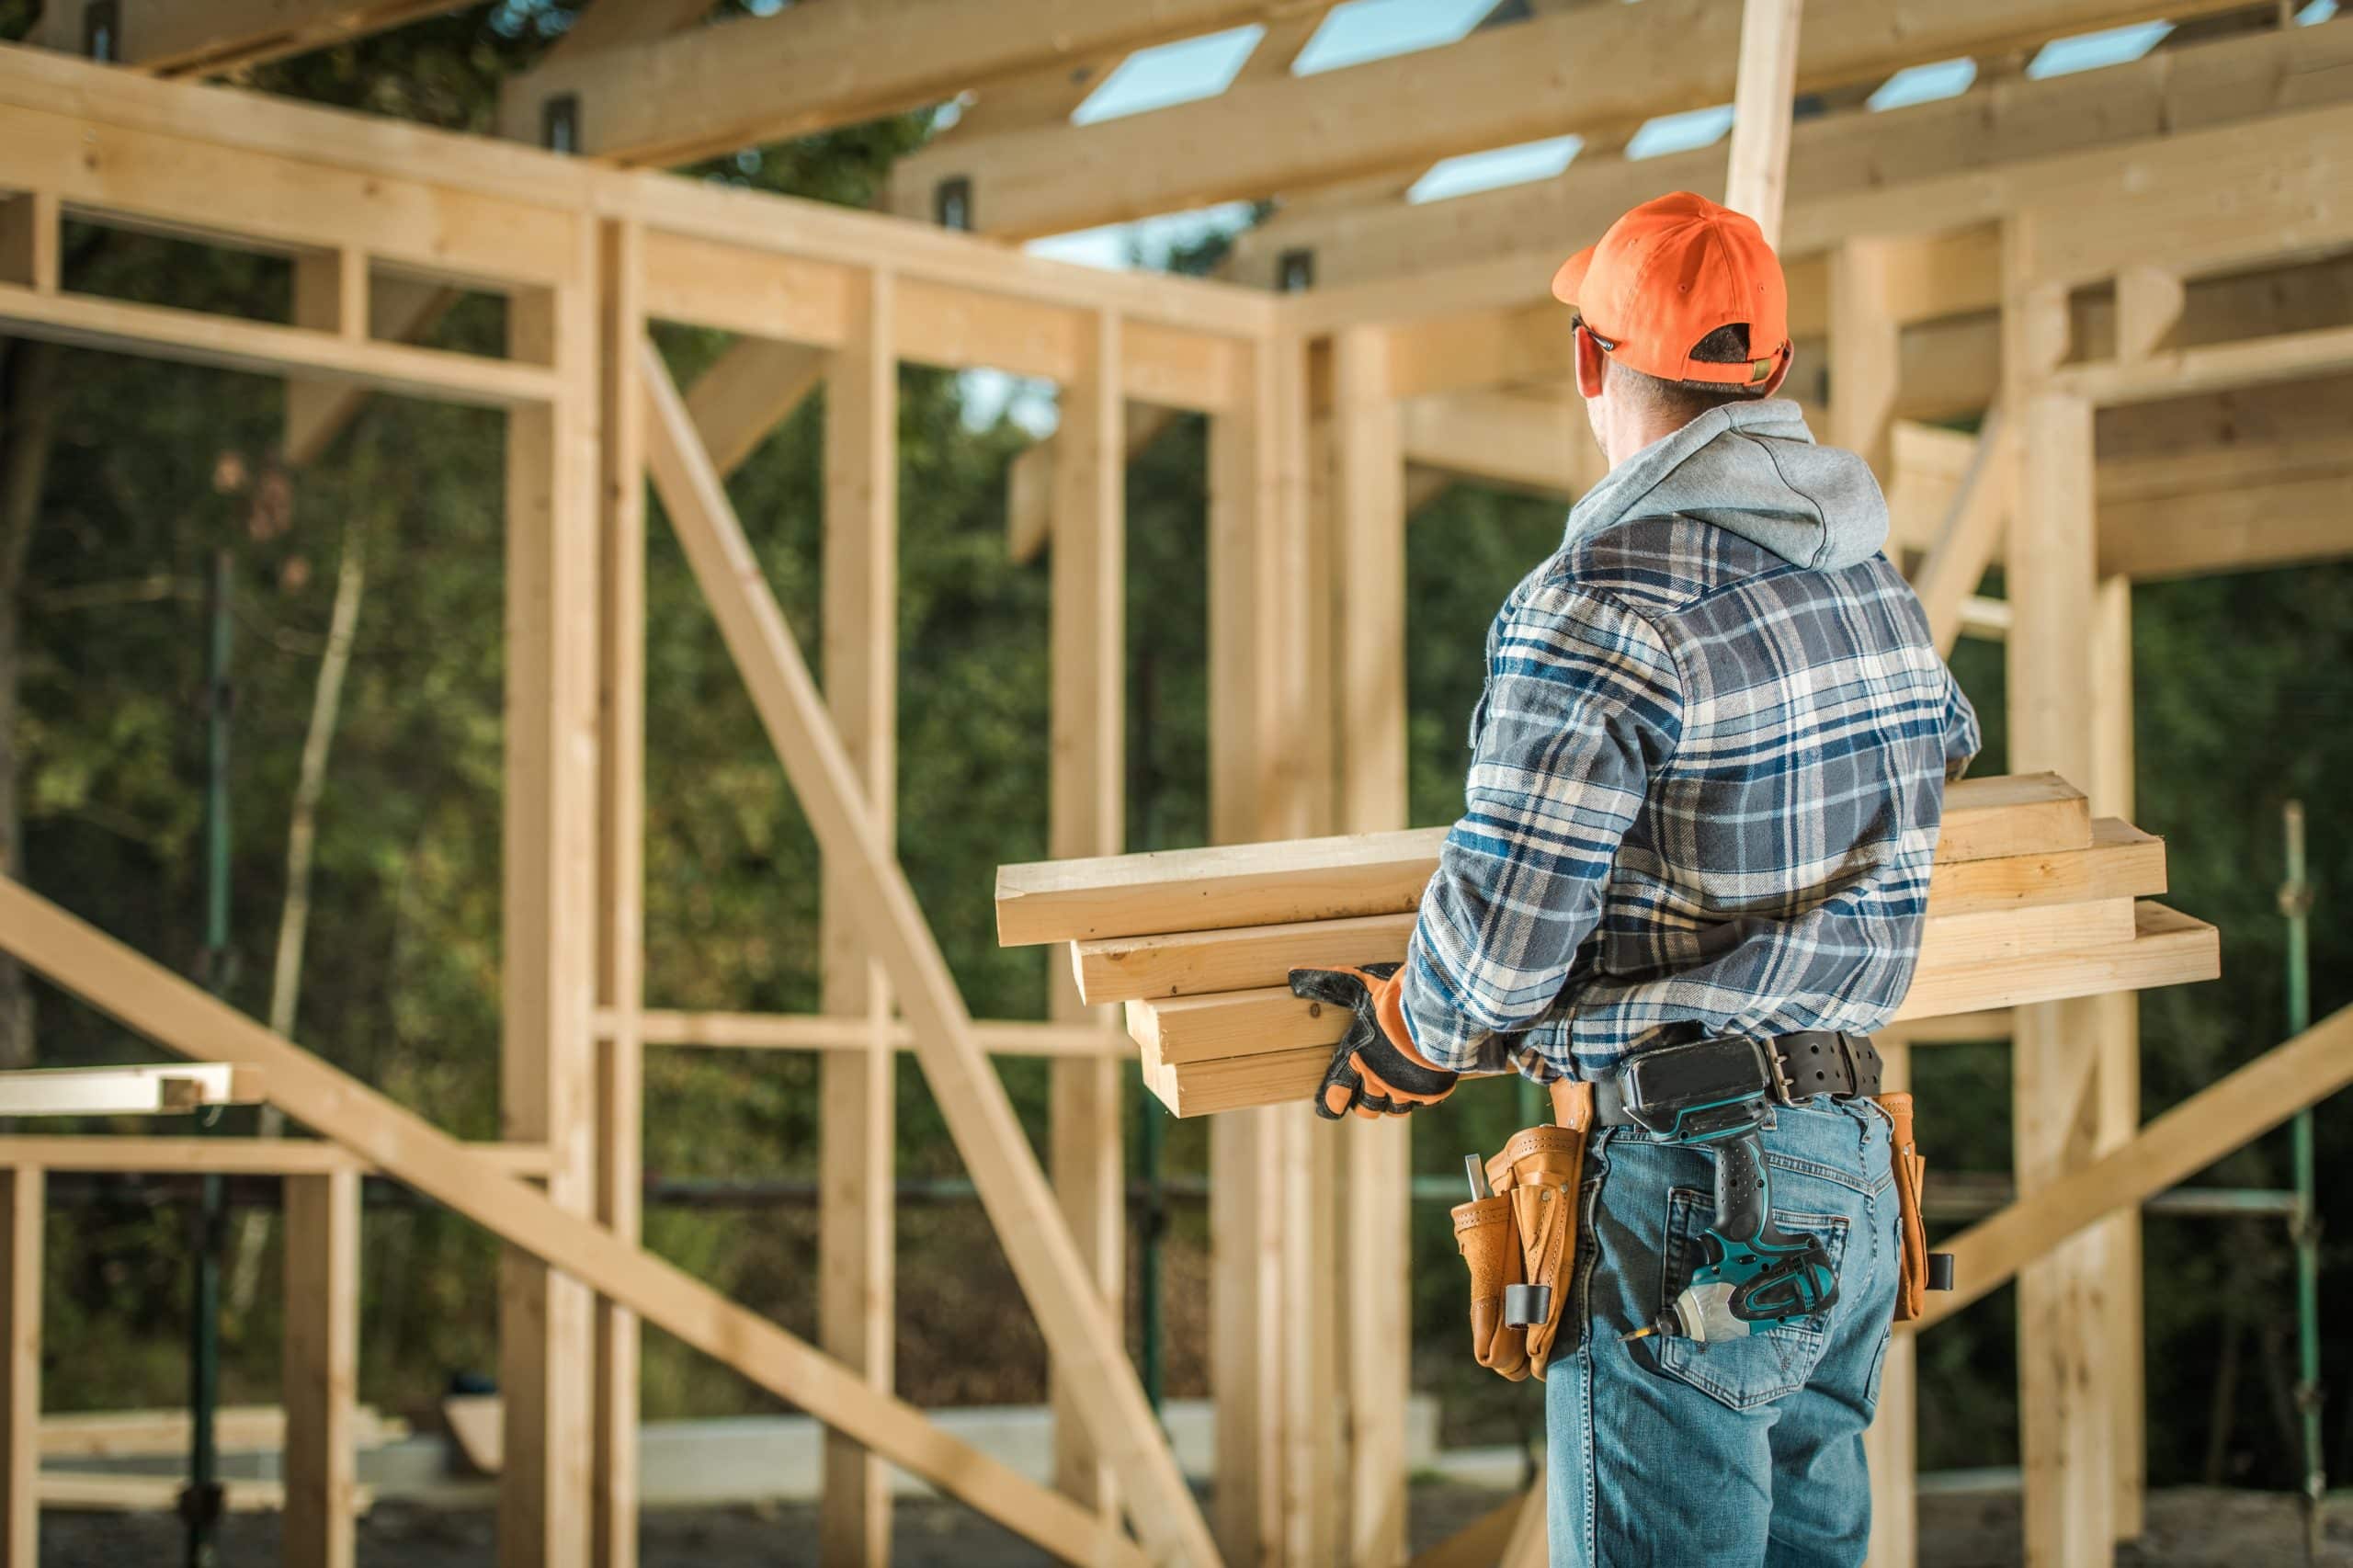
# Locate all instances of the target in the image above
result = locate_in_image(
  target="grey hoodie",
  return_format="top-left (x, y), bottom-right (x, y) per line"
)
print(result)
top-left (1563, 397), bottom-right (1891, 571)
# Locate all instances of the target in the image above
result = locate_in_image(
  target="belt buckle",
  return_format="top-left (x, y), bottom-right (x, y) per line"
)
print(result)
top-left (1758, 1036), bottom-right (1800, 1107)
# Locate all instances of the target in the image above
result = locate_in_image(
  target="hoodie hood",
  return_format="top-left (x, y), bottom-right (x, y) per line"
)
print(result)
top-left (1562, 398), bottom-right (1888, 571)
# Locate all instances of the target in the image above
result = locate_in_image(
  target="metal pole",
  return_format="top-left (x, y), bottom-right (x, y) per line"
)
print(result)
top-left (181, 548), bottom-right (232, 1568)
top-left (2279, 800), bottom-right (2325, 1564)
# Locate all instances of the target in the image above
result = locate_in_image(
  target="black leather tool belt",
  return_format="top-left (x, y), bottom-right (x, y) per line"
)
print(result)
top-left (1590, 1030), bottom-right (1883, 1131)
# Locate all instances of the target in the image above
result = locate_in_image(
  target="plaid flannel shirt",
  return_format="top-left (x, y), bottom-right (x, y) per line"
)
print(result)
top-left (1398, 514), bottom-right (1981, 1083)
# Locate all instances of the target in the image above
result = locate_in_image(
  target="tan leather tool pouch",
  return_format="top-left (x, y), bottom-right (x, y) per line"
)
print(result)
top-left (1448, 1079), bottom-right (1595, 1381)
top-left (1877, 1090), bottom-right (1931, 1322)
top-left (1449, 1195), bottom-right (1530, 1380)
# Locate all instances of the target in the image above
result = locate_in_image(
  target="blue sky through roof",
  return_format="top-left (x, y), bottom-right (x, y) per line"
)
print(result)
top-left (2027, 19), bottom-right (2175, 77)
top-left (1625, 104), bottom-right (1736, 160)
top-left (1072, 25), bottom-right (1265, 123)
top-left (1290, 0), bottom-right (1495, 74)
top-left (1868, 58), bottom-right (1978, 112)
top-left (1409, 134), bottom-right (1585, 204)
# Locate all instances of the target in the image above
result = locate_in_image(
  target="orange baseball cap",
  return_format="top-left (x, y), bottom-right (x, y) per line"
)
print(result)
top-left (1551, 191), bottom-right (1790, 387)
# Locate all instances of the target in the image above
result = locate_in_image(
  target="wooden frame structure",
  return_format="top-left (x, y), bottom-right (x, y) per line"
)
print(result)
top-left (4, 3), bottom-right (2353, 1563)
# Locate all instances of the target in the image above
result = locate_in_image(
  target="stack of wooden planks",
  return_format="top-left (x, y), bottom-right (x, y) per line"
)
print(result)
top-left (995, 774), bottom-right (2219, 1117)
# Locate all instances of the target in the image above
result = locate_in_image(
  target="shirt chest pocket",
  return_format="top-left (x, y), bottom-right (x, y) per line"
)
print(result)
top-left (1643, 1187), bottom-right (1850, 1412)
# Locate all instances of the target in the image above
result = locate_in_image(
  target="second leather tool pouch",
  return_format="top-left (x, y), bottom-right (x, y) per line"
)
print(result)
top-left (1449, 1080), bottom-right (1595, 1382)
top-left (1876, 1089), bottom-right (1933, 1322)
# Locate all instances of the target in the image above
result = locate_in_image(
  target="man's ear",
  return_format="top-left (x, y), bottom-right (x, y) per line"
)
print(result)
top-left (1574, 324), bottom-right (1608, 400)
top-left (1759, 347), bottom-right (1792, 398)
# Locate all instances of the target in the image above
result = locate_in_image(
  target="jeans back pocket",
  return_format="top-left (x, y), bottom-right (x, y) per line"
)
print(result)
top-left (1646, 1187), bottom-right (1851, 1411)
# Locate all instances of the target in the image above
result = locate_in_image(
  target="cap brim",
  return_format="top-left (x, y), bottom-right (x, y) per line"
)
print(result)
top-left (1551, 244), bottom-right (1595, 307)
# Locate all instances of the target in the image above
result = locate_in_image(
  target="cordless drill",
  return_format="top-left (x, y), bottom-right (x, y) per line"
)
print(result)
top-left (1608, 1038), bottom-right (1841, 1344)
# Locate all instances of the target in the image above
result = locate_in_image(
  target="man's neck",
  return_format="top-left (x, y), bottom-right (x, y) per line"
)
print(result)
top-left (1598, 403), bottom-right (1699, 471)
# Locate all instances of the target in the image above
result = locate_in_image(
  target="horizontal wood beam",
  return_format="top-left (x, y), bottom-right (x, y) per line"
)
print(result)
top-left (0, 1136), bottom-right (550, 1176)
top-left (1146, 903), bottom-right (2217, 1115)
top-left (0, 876), bottom-right (1143, 1568)
top-left (1400, 389), bottom-right (1603, 497)
top-left (28, 0), bottom-right (466, 74)
top-left (887, 0), bottom-right (2262, 238)
top-left (608, 1009), bottom-right (1123, 1057)
top-left (2100, 467), bottom-right (2353, 581)
top-left (1077, 823), bottom-right (2164, 1005)
top-left (0, 1064), bottom-right (261, 1117)
top-left (498, 0), bottom-right (1280, 166)
top-left (1132, 900), bottom-right (2139, 1065)
top-left (39, 1404), bottom-right (406, 1460)
top-left (2054, 325), bottom-right (2353, 406)
top-left (0, 284), bottom-right (558, 407)
top-left (1265, 28), bottom-right (2353, 331)
top-left (1916, 1000), bottom-right (2353, 1326)
top-left (999, 773), bottom-right (2088, 947)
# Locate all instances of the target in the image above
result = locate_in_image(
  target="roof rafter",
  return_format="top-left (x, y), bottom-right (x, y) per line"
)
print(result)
top-left (881, 0), bottom-right (2263, 239)
top-left (1226, 17), bottom-right (2353, 299)
top-left (28, 0), bottom-right (469, 75)
top-left (495, 0), bottom-right (1298, 167)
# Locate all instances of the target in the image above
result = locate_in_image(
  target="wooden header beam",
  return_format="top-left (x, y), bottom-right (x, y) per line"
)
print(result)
top-left (498, 0), bottom-right (1279, 167)
top-left (28, 0), bottom-right (466, 75)
top-left (884, 0), bottom-right (2259, 239)
top-left (0, 45), bottom-right (1279, 342)
top-left (1245, 20), bottom-right (2353, 319)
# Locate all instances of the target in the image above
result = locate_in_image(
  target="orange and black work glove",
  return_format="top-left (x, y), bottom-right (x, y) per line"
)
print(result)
top-left (1290, 962), bottom-right (1460, 1120)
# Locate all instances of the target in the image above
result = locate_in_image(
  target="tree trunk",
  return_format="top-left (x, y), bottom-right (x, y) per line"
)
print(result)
top-left (0, 340), bottom-right (63, 1074)
top-left (225, 507), bottom-right (369, 1314)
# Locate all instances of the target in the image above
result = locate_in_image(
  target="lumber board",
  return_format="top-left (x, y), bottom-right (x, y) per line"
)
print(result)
top-left (37, 1471), bottom-right (378, 1515)
top-left (2054, 324), bottom-right (2353, 407)
top-left (0, 285), bottom-right (557, 410)
top-left (0, 1168), bottom-right (37, 1566)
top-left (1723, 0), bottom-right (1804, 249)
top-left (1004, 773), bottom-right (2088, 949)
top-left (0, 1137), bottom-right (549, 1176)
top-left (1075, 821), bottom-right (2163, 1005)
top-left (497, 0), bottom-right (1277, 166)
top-left (0, 876), bottom-right (1148, 1568)
top-left (817, 265), bottom-right (898, 1565)
top-left (28, 0), bottom-right (465, 75)
top-left (618, 1009), bottom-right (1122, 1057)
top-left (283, 1167), bottom-right (360, 1568)
top-left (0, 1063), bottom-right (262, 1117)
top-left (1142, 903), bottom-right (2216, 1116)
top-left (38, 1405), bottom-right (406, 1460)
top-left (593, 209), bottom-right (650, 1568)
top-left (1130, 898), bottom-right (2139, 1067)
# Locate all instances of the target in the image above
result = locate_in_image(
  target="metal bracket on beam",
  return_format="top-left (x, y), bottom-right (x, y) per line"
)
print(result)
top-left (83, 0), bottom-right (120, 61)
top-left (1278, 248), bottom-right (1316, 292)
top-left (542, 94), bottom-right (581, 154)
top-left (935, 176), bottom-right (973, 233)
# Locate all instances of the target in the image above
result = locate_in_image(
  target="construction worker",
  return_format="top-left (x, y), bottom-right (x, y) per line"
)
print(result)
top-left (1291, 192), bottom-right (1978, 1566)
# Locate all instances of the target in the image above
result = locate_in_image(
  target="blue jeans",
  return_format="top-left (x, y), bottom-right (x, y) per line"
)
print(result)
top-left (1546, 1096), bottom-right (1900, 1566)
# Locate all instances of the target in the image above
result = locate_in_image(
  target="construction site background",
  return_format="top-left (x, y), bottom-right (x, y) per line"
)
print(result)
top-left (0, 0), bottom-right (2346, 1507)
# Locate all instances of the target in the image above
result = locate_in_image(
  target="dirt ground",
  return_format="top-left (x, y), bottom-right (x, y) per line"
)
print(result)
top-left (36, 1483), bottom-right (2353, 1566)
